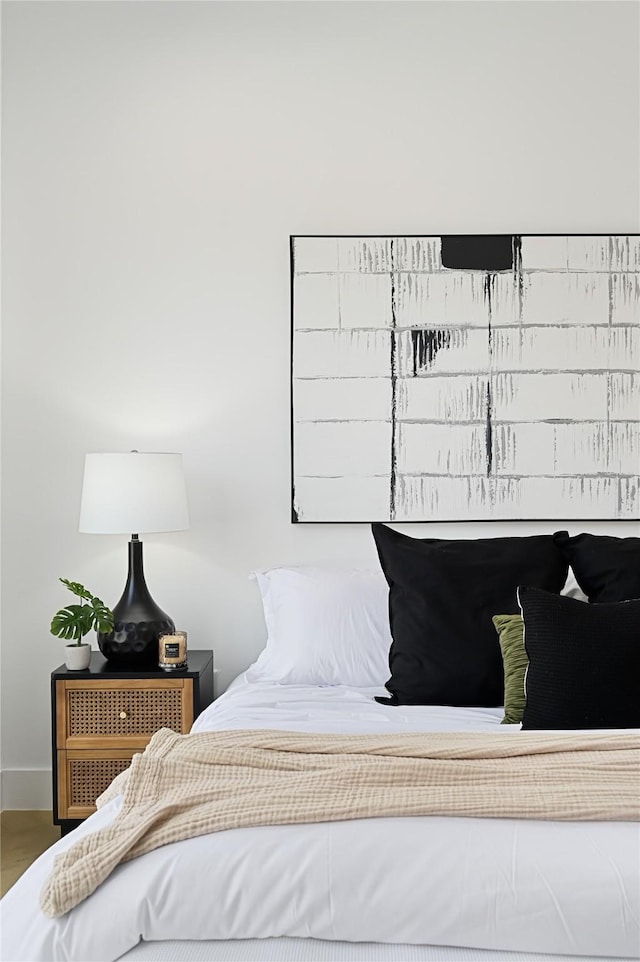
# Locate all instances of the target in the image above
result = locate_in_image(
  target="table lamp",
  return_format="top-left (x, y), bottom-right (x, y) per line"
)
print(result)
top-left (79, 451), bottom-right (189, 667)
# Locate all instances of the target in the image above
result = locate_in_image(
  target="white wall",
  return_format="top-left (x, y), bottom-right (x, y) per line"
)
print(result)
top-left (2, 0), bottom-right (639, 808)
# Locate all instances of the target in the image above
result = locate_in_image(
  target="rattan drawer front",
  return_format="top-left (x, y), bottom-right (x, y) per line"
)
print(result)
top-left (68, 687), bottom-right (182, 736)
top-left (57, 749), bottom-right (137, 820)
top-left (69, 757), bottom-right (130, 806)
top-left (56, 679), bottom-right (194, 749)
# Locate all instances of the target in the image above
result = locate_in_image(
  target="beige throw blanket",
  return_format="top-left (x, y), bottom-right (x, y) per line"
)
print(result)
top-left (41, 728), bottom-right (640, 918)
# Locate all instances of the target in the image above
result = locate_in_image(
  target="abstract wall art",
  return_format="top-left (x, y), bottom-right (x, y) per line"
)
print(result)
top-left (290, 234), bottom-right (639, 522)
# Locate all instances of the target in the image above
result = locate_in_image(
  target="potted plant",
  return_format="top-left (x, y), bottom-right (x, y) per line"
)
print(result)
top-left (50, 578), bottom-right (114, 670)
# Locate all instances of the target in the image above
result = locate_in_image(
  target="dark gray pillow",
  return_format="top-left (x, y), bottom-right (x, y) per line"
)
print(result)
top-left (372, 524), bottom-right (568, 707)
top-left (553, 531), bottom-right (640, 603)
top-left (519, 586), bottom-right (640, 730)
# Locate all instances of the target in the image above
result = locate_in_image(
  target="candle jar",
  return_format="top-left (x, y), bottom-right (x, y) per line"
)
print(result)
top-left (158, 631), bottom-right (188, 671)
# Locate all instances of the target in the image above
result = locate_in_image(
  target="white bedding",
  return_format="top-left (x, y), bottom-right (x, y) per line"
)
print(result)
top-left (1, 677), bottom-right (639, 962)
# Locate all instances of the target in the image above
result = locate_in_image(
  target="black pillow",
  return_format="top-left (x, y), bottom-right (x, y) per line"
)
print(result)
top-left (371, 524), bottom-right (568, 707)
top-left (519, 585), bottom-right (640, 730)
top-left (553, 531), bottom-right (640, 603)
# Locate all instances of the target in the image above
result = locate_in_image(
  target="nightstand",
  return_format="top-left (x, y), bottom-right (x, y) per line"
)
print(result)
top-left (51, 649), bottom-right (214, 834)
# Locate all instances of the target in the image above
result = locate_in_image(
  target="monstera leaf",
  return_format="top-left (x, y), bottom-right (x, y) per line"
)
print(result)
top-left (59, 578), bottom-right (93, 601)
top-left (50, 604), bottom-right (94, 641)
top-left (50, 580), bottom-right (114, 645)
top-left (90, 596), bottom-right (114, 634)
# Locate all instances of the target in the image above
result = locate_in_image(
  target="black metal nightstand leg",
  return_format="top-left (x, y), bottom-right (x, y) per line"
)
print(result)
top-left (59, 819), bottom-right (83, 837)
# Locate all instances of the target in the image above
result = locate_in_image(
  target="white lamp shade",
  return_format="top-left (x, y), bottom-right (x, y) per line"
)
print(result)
top-left (79, 452), bottom-right (189, 534)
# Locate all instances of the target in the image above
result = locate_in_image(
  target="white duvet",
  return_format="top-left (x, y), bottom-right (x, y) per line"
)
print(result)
top-left (1, 677), bottom-right (639, 962)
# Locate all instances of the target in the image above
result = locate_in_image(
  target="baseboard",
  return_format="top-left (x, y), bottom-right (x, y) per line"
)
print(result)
top-left (1, 769), bottom-right (52, 810)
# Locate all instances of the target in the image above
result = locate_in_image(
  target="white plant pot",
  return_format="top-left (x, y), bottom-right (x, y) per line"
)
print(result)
top-left (65, 643), bottom-right (92, 671)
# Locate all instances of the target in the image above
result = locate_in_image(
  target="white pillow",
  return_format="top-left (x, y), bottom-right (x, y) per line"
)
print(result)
top-left (246, 566), bottom-right (392, 687)
top-left (561, 566), bottom-right (589, 601)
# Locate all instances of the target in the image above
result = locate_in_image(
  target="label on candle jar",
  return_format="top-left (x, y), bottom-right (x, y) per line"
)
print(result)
top-left (159, 631), bottom-right (187, 670)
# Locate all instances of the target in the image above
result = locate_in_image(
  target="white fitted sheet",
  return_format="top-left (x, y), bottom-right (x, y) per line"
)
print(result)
top-left (1, 676), bottom-right (638, 962)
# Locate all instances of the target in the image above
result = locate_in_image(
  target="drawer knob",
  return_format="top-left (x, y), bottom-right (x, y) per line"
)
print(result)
top-left (119, 710), bottom-right (128, 720)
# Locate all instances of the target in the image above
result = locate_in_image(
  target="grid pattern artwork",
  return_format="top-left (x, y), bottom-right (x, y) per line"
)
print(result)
top-left (290, 234), bottom-right (640, 523)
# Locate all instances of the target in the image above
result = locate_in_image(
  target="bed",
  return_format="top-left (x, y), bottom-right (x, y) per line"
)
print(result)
top-left (1, 527), bottom-right (639, 962)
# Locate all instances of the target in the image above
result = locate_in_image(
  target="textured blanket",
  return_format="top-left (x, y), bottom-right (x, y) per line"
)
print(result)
top-left (41, 728), bottom-right (640, 918)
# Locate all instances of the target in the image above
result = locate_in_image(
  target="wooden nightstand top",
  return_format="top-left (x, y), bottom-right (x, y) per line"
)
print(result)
top-left (51, 649), bottom-right (213, 680)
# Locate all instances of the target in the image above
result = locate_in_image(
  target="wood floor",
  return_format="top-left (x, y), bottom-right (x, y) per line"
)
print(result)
top-left (1, 811), bottom-right (60, 897)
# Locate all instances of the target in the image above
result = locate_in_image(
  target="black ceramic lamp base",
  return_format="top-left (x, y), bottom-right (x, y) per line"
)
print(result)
top-left (98, 536), bottom-right (174, 668)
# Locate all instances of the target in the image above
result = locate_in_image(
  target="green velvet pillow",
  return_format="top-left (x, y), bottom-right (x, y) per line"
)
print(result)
top-left (492, 614), bottom-right (527, 725)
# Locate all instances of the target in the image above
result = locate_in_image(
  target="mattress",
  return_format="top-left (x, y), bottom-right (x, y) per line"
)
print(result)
top-left (119, 936), bottom-right (628, 962)
top-left (1, 676), bottom-right (638, 962)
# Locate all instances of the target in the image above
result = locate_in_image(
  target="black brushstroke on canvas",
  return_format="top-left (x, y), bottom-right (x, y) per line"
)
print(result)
top-left (513, 236), bottom-right (523, 320)
top-left (485, 380), bottom-right (493, 477)
top-left (484, 272), bottom-right (494, 477)
top-left (411, 329), bottom-right (453, 376)
top-left (389, 240), bottom-right (398, 520)
top-left (441, 235), bottom-right (514, 271)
